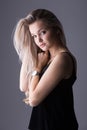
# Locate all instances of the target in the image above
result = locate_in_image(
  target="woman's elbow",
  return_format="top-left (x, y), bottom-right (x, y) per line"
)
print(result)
top-left (29, 96), bottom-right (41, 107)
top-left (19, 85), bottom-right (27, 92)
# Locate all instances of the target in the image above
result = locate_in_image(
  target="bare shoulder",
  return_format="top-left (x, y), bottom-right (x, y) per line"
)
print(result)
top-left (51, 51), bottom-right (72, 66)
top-left (51, 51), bottom-right (75, 79)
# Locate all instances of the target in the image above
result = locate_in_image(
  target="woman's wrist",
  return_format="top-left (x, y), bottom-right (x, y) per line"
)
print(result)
top-left (31, 67), bottom-right (41, 77)
top-left (33, 67), bottom-right (42, 73)
top-left (32, 70), bottom-right (41, 76)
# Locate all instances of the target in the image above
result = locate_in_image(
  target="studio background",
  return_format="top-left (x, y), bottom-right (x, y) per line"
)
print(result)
top-left (0, 0), bottom-right (87, 130)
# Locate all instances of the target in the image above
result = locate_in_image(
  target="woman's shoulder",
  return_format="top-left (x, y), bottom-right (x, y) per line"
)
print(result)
top-left (52, 50), bottom-right (76, 79)
top-left (55, 50), bottom-right (76, 63)
top-left (53, 50), bottom-right (72, 63)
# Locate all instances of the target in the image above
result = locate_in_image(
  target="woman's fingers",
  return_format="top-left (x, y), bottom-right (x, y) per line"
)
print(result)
top-left (23, 98), bottom-right (29, 105)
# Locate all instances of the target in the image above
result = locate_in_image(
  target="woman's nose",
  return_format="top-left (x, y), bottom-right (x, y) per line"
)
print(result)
top-left (37, 35), bottom-right (43, 43)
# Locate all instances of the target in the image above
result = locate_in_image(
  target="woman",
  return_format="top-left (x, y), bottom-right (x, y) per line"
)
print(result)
top-left (13, 9), bottom-right (78, 130)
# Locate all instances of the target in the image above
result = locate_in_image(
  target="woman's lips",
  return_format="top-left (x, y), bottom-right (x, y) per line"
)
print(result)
top-left (40, 43), bottom-right (46, 48)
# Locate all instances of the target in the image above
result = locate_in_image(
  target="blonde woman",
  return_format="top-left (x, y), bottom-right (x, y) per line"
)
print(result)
top-left (13, 9), bottom-right (78, 130)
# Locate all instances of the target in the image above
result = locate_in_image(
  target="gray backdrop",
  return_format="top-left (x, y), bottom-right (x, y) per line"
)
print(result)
top-left (0, 0), bottom-right (87, 130)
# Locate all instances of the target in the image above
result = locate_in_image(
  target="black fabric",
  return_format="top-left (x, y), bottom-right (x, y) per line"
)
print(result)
top-left (28, 53), bottom-right (78, 130)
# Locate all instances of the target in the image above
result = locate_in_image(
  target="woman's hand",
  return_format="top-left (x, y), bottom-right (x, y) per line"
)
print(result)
top-left (23, 97), bottom-right (29, 105)
top-left (23, 90), bottom-right (29, 105)
top-left (35, 51), bottom-right (50, 71)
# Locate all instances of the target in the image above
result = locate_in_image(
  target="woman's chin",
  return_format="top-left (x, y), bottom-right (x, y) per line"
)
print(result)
top-left (40, 47), bottom-right (48, 52)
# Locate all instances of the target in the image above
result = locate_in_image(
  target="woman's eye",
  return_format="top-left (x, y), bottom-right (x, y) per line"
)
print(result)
top-left (40, 30), bottom-right (46, 35)
top-left (32, 35), bottom-right (37, 39)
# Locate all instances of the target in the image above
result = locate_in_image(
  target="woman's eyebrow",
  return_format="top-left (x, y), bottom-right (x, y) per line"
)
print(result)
top-left (31, 27), bottom-right (47, 36)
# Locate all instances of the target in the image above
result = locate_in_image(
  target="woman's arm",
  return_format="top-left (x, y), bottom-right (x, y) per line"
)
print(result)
top-left (28, 52), bottom-right (73, 107)
top-left (23, 51), bottom-right (49, 105)
top-left (19, 54), bottom-right (29, 92)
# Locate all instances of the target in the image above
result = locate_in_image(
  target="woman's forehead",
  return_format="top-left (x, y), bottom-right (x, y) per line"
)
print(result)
top-left (29, 20), bottom-right (47, 34)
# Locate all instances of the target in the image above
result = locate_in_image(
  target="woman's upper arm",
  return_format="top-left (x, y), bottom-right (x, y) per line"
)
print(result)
top-left (29, 53), bottom-right (73, 106)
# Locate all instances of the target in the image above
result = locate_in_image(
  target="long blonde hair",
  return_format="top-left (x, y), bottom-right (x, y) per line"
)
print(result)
top-left (13, 9), bottom-right (67, 75)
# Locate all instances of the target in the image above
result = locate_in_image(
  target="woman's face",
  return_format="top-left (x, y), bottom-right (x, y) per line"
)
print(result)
top-left (29, 20), bottom-right (57, 51)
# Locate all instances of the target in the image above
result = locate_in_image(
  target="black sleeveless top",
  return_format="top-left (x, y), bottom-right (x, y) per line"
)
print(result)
top-left (28, 53), bottom-right (78, 130)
